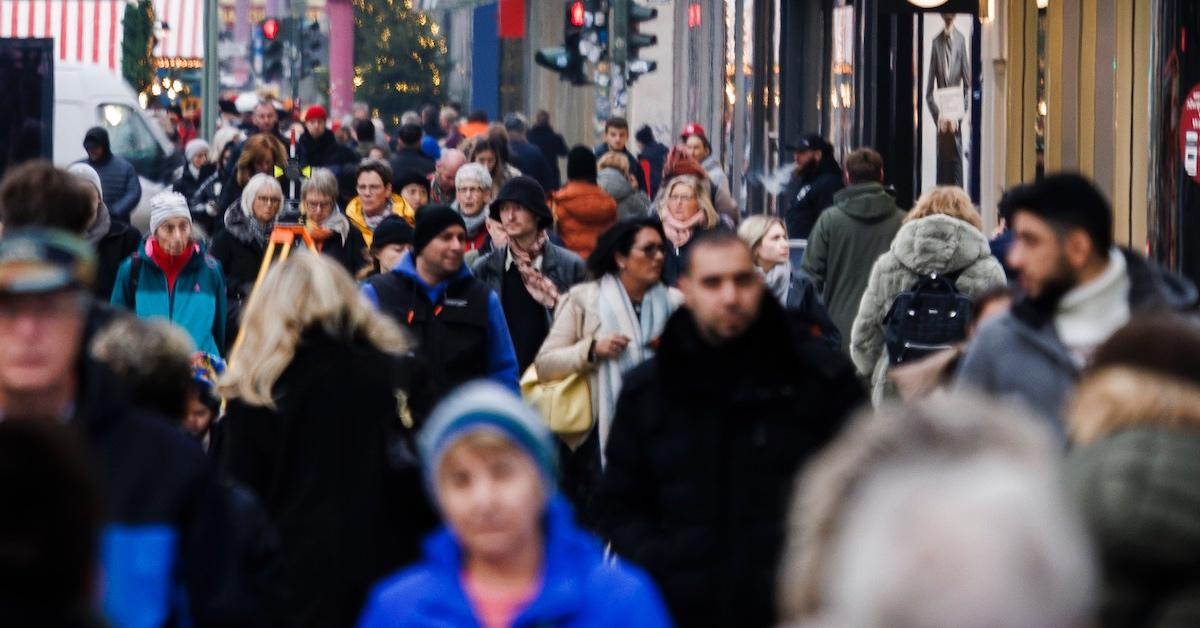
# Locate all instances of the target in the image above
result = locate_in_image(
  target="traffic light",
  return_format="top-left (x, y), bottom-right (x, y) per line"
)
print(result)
top-left (535, 1), bottom-right (590, 85)
top-left (300, 20), bottom-right (324, 77)
top-left (260, 19), bottom-right (284, 82)
top-left (614, 0), bottom-right (657, 83)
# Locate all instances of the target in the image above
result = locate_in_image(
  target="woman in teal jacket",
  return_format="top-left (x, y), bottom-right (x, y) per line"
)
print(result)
top-left (111, 191), bottom-right (227, 356)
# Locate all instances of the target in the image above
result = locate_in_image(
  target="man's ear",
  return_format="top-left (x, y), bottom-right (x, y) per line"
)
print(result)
top-left (1062, 229), bottom-right (1096, 270)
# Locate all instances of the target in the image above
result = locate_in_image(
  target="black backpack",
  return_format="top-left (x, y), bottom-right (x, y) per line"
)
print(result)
top-left (882, 270), bottom-right (971, 366)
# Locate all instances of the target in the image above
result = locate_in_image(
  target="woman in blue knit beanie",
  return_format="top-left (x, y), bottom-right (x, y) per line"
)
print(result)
top-left (358, 381), bottom-right (672, 628)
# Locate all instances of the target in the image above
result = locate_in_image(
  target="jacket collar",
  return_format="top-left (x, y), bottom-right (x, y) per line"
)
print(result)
top-left (393, 251), bottom-right (473, 304)
top-left (1069, 366), bottom-right (1200, 444)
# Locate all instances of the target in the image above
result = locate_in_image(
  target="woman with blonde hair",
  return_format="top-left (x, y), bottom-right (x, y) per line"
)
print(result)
top-left (597, 151), bottom-right (651, 219)
top-left (658, 174), bottom-right (720, 285)
top-left (220, 251), bottom-right (436, 627)
top-left (215, 133), bottom-right (287, 225)
top-left (849, 185), bottom-right (1005, 403)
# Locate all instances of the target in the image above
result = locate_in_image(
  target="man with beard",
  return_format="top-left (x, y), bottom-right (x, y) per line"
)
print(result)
top-left (957, 173), bottom-right (1197, 433)
top-left (779, 134), bottom-right (843, 239)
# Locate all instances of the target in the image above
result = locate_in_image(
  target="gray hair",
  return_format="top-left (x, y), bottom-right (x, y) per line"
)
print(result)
top-left (823, 457), bottom-right (1094, 628)
top-left (300, 168), bottom-right (339, 202)
top-left (503, 112), bottom-right (528, 133)
top-left (400, 110), bottom-right (421, 126)
top-left (439, 106), bottom-right (459, 125)
top-left (241, 173), bottom-right (283, 217)
top-left (455, 162), bottom-right (492, 189)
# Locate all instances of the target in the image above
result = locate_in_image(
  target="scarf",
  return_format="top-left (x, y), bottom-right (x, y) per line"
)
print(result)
top-left (507, 232), bottom-right (560, 308)
top-left (762, 262), bottom-right (792, 306)
top-left (661, 209), bottom-right (707, 249)
top-left (595, 273), bottom-right (673, 465)
top-left (306, 210), bottom-right (350, 251)
top-left (85, 203), bottom-right (111, 245)
top-left (147, 237), bottom-right (195, 293)
top-left (248, 217), bottom-right (274, 247)
top-left (460, 205), bottom-right (489, 238)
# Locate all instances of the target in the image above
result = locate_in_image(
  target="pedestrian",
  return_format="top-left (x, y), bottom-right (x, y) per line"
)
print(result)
top-left (655, 144), bottom-right (734, 227)
top-left (801, 147), bottom-right (905, 354)
top-left (0, 228), bottom-right (236, 626)
top-left (634, 124), bottom-right (669, 199)
top-left (210, 173), bottom-right (284, 338)
top-left (221, 251), bottom-right (435, 628)
top-left (658, 174), bottom-right (721, 286)
top-left (67, 163), bottom-right (141, 301)
top-left (472, 176), bottom-right (586, 373)
top-left (779, 133), bottom-right (844, 239)
top-left (362, 215), bottom-right (415, 278)
top-left (363, 204), bottom-right (520, 400)
top-left (535, 217), bottom-right (682, 521)
top-left (354, 119), bottom-right (383, 160)
top-left (458, 110), bottom-right (490, 141)
top-left (737, 214), bottom-right (839, 348)
top-left (89, 316), bottom-right (196, 423)
top-left (681, 124), bottom-right (738, 220)
top-left (358, 381), bottom-right (671, 628)
top-left (778, 395), bottom-right (1091, 626)
top-left (245, 99), bottom-right (287, 145)
top-left (389, 123), bottom-right (436, 179)
top-left (1065, 315), bottom-right (1200, 628)
top-left (191, 127), bottom-right (245, 236)
top-left (528, 110), bottom-right (569, 191)
top-left (420, 103), bottom-right (444, 141)
top-left (850, 186), bottom-right (1005, 403)
top-left (394, 169), bottom-right (430, 213)
top-left (504, 113), bottom-right (556, 193)
top-left (440, 106), bottom-right (464, 149)
top-left (215, 133), bottom-right (287, 228)
top-left (346, 160), bottom-right (417, 248)
top-left (593, 117), bottom-right (647, 194)
top-left (597, 151), bottom-right (651, 219)
top-left (297, 104), bottom-right (356, 173)
top-left (552, 146), bottom-right (618, 260)
top-left (451, 162), bottom-right (494, 252)
top-left (173, 138), bottom-right (216, 203)
top-left (111, 191), bottom-right (227, 356)
top-left (302, 167), bottom-right (369, 276)
top-left (956, 173), bottom-right (1198, 431)
top-left (469, 136), bottom-right (516, 197)
top-left (79, 127), bottom-right (141, 222)
top-left (429, 148), bottom-right (466, 205)
top-left (597, 230), bottom-right (864, 627)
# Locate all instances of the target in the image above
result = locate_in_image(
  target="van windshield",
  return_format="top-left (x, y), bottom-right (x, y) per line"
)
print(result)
top-left (97, 103), bottom-right (165, 176)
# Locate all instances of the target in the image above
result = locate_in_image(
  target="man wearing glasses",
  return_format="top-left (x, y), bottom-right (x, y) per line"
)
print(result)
top-left (450, 163), bottom-right (495, 252)
top-left (345, 159), bottom-right (416, 248)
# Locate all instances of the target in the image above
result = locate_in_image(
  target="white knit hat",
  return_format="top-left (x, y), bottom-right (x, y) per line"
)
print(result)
top-left (66, 162), bottom-right (103, 199)
top-left (185, 138), bottom-right (211, 163)
top-left (149, 191), bottom-right (192, 234)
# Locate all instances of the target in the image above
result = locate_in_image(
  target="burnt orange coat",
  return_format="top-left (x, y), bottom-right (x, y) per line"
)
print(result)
top-left (552, 181), bottom-right (618, 259)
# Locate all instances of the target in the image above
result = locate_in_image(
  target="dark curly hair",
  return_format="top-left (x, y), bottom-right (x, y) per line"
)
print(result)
top-left (586, 217), bottom-right (666, 279)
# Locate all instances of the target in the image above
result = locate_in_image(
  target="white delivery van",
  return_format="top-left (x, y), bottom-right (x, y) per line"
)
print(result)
top-left (53, 63), bottom-right (179, 233)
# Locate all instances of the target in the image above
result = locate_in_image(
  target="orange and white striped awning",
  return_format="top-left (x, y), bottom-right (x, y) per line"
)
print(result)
top-left (152, 0), bottom-right (204, 60)
top-left (0, 0), bottom-right (127, 72)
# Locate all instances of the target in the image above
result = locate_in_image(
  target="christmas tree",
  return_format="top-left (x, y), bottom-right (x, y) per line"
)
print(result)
top-left (352, 0), bottom-right (447, 127)
top-left (121, 0), bottom-right (156, 94)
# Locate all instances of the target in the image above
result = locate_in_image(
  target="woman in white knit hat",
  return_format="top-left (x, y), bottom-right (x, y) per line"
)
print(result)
top-left (67, 162), bottom-right (140, 300)
top-left (111, 190), bottom-right (228, 356)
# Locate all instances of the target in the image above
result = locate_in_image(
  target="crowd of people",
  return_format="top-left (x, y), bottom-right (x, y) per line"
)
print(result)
top-left (0, 94), bottom-right (1196, 628)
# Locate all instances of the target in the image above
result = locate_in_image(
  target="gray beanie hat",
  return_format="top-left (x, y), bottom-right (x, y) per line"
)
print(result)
top-left (149, 191), bottom-right (192, 235)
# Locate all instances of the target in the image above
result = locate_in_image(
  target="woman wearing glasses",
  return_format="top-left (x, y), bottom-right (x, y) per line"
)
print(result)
top-left (211, 173), bottom-right (285, 344)
top-left (534, 218), bottom-right (683, 523)
top-left (301, 168), bottom-right (369, 276)
top-left (658, 174), bottom-right (721, 286)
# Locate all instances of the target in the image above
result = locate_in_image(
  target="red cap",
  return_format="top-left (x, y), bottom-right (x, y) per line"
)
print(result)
top-left (303, 105), bottom-right (328, 122)
top-left (680, 122), bottom-right (706, 139)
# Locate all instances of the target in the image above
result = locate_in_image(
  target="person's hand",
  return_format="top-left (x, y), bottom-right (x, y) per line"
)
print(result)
top-left (627, 173), bottom-right (639, 188)
top-left (593, 334), bottom-right (631, 360)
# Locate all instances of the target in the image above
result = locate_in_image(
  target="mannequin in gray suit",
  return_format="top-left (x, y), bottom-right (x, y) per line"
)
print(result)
top-left (926, 13), bottom-right (970, 186)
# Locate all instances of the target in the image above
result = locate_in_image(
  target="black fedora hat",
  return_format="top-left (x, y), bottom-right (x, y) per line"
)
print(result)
top-left (489, 176), bottom-right (553, 229)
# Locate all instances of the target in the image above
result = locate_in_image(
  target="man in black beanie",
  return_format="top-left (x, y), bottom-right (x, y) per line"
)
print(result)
top-left (363, 204), bottom-right (520, 401)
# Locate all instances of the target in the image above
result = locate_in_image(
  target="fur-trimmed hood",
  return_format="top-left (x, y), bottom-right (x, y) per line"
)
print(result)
top-left (890, 214), bottom-right (993, 274)
top-left (1068, 366), bottom-right (1200, 445)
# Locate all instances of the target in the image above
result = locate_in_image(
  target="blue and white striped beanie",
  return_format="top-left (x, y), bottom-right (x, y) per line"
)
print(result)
top-left (418, 381), bottom-right (557, 494)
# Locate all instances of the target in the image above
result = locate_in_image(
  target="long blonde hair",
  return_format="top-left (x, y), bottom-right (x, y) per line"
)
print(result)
top-left (658, 175), bottom-right (719, 229)
top-left (218, 251), bottom-right (410, 407)
top-left (905, 186), bottom-right (983, 231)
top-left (737, 214), bottom-right (787, 266)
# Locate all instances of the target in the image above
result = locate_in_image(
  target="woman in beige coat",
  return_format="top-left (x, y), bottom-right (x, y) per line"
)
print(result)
top-left (534, 217), bottom-right (682, 521)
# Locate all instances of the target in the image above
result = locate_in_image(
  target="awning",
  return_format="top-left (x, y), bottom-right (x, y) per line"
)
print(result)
top-left (0, 0), bottom-right (127, 72)
top-left (153, 0), bottom-right (205, 60)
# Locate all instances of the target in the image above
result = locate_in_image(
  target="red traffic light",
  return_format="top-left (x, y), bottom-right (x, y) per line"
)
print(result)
top-left (262, 18), bottom-right (280, 40)
top-left (569, 1), bottom-right (585, 28)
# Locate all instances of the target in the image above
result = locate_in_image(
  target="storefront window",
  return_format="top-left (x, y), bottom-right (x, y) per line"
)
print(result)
top-left (829, 5), bottom-right (855, 162)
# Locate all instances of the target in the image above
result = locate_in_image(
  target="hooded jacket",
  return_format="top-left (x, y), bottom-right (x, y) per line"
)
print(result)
top-left (1067, 366), bottom-right (1200, 627)
top-left (597, 166), bottom-right (651, 220)
top-left (346, 194), bottom-right (416, 249)
top-left (362, 252), bottom-right (520, 399)
top-left (850, 214), bottom-right (1005, 403)
top-left (357, 496), bottom-right (670, 628)
top-left (80, 127), bottom-right (142, 219)
top-left (110, 238), bottom-right (228, 356)
top-left (957, 250), bottom-right (1198, 432)
top-left (801, 182), bottom-right (906, 353)
top-left (597, 295), bottom-right (865, 627)
top-left (781, 154), bottom-right (843, 239)
top-left (552, 181), bottom-right (618, 259)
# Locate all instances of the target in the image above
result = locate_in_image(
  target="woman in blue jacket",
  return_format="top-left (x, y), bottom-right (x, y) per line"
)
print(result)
top-left (111, 191), bottom-right (227, 356)
top-left (358, 381), bottom-right (672, 628)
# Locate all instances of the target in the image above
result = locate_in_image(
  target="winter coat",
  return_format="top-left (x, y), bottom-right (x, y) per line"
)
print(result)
top-left (346, 194), bottom-right (416, 249)
top-left (389, 147), bottom-right (436, 179)
top-left (773, 267), bottom-right (842, 351)
top-left (850, 214), bottom-right (1005, 403)
top-left (173, 163), bottom-right (217, 205)
top-left (1067, 366), bottom-right (1200, 628)
top-left (362, 252), bottom-right (520, 399)
top-left (80, 127), bottom-right (142, 219)
top-left (471, 241), bottom-right (587, 313)
top-left (701, 154), bottom-right (739, 222)
top-left (210, 206), bottom-right (267, 310)
top-left (310, 209), bottom-right (369, 276)
top-left (93, 219), bottom-right (141, 301)
top-left (529, 123), bottom-right (569, 190)
top-left (597, 166), bottom-right (651, 219)
top-left (594, 145), bottom-right (647, 194)
top-left (597, 295), bottom-right (865, 627)
top-left (298, 129), bottom-right (356, 171)
top-left (510, 138), bottom-right (556, 193)
top-left (358, 496), bottom-right (670, 628)
top-left (110, 239), bottom-right (228, 356)
top-left (780, 156), bottom-right (844, 239)
top-left (222, 328), bottom-right (437, 628)
top-left (957, 249), bottom-right (1198, 433)
top-left (552, 181), bottom-right (618, 259)
top-left (801, 182), bottom-right (906, 354)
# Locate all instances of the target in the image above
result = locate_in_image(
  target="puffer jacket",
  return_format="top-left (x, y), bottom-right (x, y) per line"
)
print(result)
top-left (850, 214), bottom-right (1005, 403)
top-left (597, 167), bottom-right (651, 219)
top-left (552, 181), bottom-right (618, 259)
top-left (345, 194), bottom-right (416, 249)
top-left (1067, 366), bottom-right (1200, 627)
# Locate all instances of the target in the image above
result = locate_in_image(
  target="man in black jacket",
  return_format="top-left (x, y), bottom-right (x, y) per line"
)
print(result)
top-left (504, 113), bottom-right (555, 193)
top-left (779, 133), bottom-right (843, 239)
top-left (389, 123), bottom-right (436, 179)
top-left (598, 229), bottom-right (865, 627)
top-left (528, 109), bottom-right (568, 191)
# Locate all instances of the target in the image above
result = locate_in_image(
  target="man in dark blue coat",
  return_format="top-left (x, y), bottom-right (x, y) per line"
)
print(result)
top-left (80, 127), bottom-right (142, 223)
top-left (504, 113), bottom-right (556, 193)
top-left (779, 133), bottom-right (843, 239)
